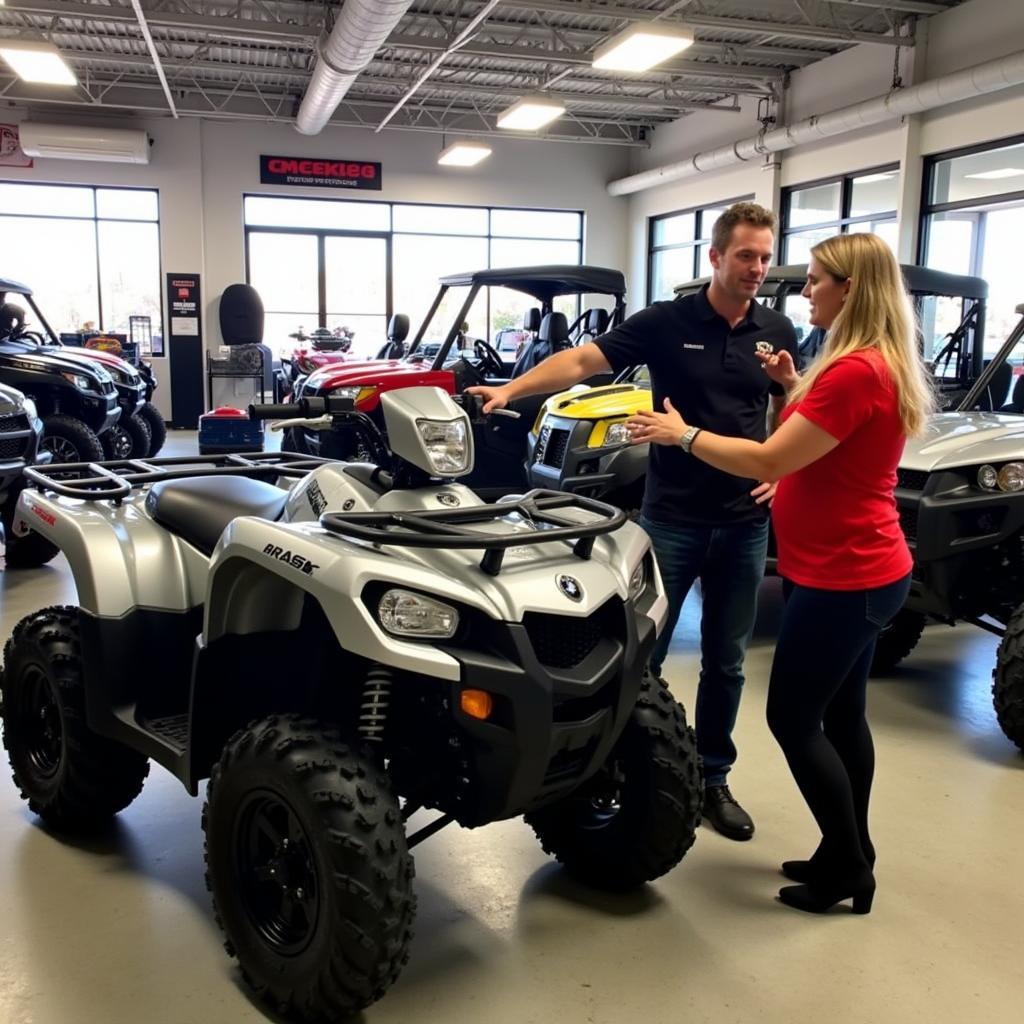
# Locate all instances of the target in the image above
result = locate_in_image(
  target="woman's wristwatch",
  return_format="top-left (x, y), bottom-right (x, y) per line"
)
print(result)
top-left (679, 426), bottom-right (702, 453)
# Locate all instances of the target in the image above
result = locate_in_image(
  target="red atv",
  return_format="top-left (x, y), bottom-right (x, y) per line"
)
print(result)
top-left (287, 265), bottom-right (625, 498)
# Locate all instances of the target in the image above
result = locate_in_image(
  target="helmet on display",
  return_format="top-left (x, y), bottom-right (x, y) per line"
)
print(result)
top-left (0, 301), bottom-right (27, 339)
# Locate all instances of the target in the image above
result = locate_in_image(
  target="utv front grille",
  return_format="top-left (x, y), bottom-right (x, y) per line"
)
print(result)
top-left (897, 468), bottom-right (930, 492)
top-left (524, 611), bottom-right (603, 668)
top-left (542, 428), bottom-right (570, 468)
top-left (0, 415), bottom-right (31, 460)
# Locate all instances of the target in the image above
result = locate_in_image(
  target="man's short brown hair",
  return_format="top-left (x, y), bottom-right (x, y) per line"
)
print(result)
top-left (711, 201), bottom-right (777, 252)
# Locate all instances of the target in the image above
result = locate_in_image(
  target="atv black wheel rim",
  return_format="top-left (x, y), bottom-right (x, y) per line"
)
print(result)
top-left (20, 666), bottom-right (63, 780)
top-left (42, 436), bottom-right (81, 464)
top-left (234, 790), bottom-right (320, 956)
top-left (108, 427), bottom-right (132, 458)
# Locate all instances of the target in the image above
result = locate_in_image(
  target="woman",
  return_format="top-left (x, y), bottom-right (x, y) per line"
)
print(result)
top-left (626, 233), bottom-right (934, 914)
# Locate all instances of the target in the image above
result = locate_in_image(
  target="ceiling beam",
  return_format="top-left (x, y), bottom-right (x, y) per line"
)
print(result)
top-left (496, 0), bottom-right (913, 46)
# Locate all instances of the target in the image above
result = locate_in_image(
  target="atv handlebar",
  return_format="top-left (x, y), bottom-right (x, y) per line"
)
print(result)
top-left (249, 396), bottom-right (355, 421)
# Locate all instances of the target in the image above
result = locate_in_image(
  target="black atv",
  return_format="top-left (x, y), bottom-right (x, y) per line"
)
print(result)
top-left (0, 381), bottom-right (58, 567)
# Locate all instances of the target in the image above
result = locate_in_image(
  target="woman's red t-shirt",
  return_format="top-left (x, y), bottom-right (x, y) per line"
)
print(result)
top-left (772, 349), bottom-right (912, 590)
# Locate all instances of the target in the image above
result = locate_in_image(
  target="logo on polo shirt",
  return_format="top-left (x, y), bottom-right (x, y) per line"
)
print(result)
top-left (754, 340), bottom-right (775, 355)
top-left (682, 342), bottom-right (705, 350)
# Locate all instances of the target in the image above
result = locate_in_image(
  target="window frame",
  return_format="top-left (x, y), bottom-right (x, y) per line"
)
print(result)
top-left (646, 195), bottom-right (751, 304)
top-left (0, 180), bottom-right (163, 345)
top-left (780, 164), bottom-right (899, 263)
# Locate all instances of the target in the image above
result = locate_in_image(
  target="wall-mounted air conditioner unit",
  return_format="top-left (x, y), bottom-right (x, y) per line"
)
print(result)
top-left (18, 123), bottom-right (151, 164)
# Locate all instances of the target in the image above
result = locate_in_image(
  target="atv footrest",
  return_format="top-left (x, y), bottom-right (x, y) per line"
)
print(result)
top-left (142, 713), bottom-right (190, 753)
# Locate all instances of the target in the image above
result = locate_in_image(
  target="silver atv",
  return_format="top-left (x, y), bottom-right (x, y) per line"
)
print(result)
top-left (888, 305), bottom-right (1024, 750)
top-left (0, 386), bottom-right (702, 1020)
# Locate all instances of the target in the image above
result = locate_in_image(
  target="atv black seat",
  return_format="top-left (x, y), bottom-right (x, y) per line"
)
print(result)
top-left (585, 308), bottom-right (609, 337)
top-left (388, 314), bottom-right (410, 344)
top-left (523, 308), bottom-right (541, 333)
top-left (1001, 375), bottom-right (1024, 414)
top-left (145, 475), bottom-right (288, 555)
top-left (512, 313), bottom-right (569, 379)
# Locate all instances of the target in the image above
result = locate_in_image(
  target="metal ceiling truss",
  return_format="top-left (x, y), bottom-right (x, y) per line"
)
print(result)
top-left (0, 0), bottom-right (958, 143)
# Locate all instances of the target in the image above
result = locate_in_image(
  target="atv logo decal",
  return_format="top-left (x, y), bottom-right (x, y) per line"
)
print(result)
top-left (437, 492), bottom-right (461, 507)
top-left (342, 499), bottom-right (356, 511)
top-left (557, 574), bottom-right (583, 602)
top-left (263, 543), bottom-right (320, 576)
top-left (306, 479), bottom-right (328, 518)
top-left (754, 340), bottom-right (775, 355)
top-left (31, 504), bottom-right (56, 527)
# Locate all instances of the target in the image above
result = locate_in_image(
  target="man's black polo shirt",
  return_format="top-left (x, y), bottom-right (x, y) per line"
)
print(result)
top-left (595, 285), bottom-right (799, 526)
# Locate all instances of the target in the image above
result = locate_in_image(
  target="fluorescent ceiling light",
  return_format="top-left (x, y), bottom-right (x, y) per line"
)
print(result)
top-left (438, 140), bottom-right (492, 167)
top-left (593, 23), bottom-right (695, 73)
top-left (496, 95), bottom-right (566, 132)
top-left (0, 38), bottom-right (77, 86)
top-left (963, 167), bottom-right (1024, 180)
top-left (855, 172), bottom-right (895, 184)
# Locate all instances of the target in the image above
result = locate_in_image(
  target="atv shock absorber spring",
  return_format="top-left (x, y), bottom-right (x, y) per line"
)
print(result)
top-left (359, 665), bottom-right (393, 742)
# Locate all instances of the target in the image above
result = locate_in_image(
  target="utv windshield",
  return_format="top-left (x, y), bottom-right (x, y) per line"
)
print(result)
top-left (958, 304), bottom-right (1024, 413)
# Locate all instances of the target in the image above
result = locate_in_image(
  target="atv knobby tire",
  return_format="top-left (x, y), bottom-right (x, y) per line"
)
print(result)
top-left (870, 609), bottom-right (927, 675)
top-left (203, 715), bottom-right (415, 1019)
top-left (138, 401), bottom-right (167, 457)
top-left (1, 606), bottom-right (150, 828)
top-left (526, 672), bottom-right (702, 890)
top-left (994, 604), bottom-right (1024, 751)
top-left (101, 413), bottom-right (152, 460)
top-left (40, 414), bottom-right (104, 465)
top-left (1, 502), bottom-right (59, 569)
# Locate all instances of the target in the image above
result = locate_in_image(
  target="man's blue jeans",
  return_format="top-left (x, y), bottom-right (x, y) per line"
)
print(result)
top-left (640, 516), bottom-right (770, 788)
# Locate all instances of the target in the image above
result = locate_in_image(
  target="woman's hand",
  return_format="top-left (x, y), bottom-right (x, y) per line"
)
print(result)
top-left (757, 349), bottom-right (800, 391)
top-left (626, 397), bottom-right (688, 446)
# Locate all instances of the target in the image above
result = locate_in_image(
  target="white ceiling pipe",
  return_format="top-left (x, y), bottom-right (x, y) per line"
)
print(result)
top-left (296, 0), bottom-right (414, 136)
top-left (608, 49), bottom-right (1024, 196)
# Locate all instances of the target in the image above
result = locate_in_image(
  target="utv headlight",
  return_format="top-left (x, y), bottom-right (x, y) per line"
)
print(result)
top-left (418, 419), bottom-right (469, 475)
top-left (604, 422), bottom-right (630, 447)
top-left (629, 559), bottom-right (647, 599)
top-left (61, 371), bottom-right (95, 391)
top-left (588, 420), bottom-right (631, 448)
top-left (378, 589), bottom-right (459, 639)
top-left (331, 385), bottom-right (378, 405)
top-left (977, 464), bottom-right (999, 491)
top-left (997, 463), bottom-right (1024, 492)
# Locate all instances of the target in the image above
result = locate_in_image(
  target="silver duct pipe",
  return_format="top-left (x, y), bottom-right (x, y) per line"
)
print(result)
top-left (296, 0), bottom-right (414, 136)
top-left (608, 49), bottom-right (1024, 196)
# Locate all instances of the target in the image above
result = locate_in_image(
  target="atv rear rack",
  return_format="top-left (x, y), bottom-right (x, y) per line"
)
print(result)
top-left (22, 451), bottom-right (329, 503)
top-left (321, 489), bottom-right (627, 576)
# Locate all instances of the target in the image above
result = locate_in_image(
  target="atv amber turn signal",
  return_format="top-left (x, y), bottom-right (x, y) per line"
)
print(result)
top-left (460, 689), bottom-right (494, 720)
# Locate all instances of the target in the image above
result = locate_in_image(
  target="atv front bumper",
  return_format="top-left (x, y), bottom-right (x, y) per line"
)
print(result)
top-left (526, 416), bottom-right (647, 498)
top-left (438, 590), bottom-right (659, 827)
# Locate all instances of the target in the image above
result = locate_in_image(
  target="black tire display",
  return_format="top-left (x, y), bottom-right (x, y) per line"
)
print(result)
top-left (203, 715), bottom-right (415, 1018)
top-left (525, 672), bottom-right (703, 890)
top-left (1, 606), bottom-right (150, 828)
top-left (993, 604), bottom-right (1024, 751)
top-left (138, 401), bottom-right (167, 456)
top-left (40, 414), bottom-right (104, 465)
top-left (870, 609), bottom-right (927, 675)
top-left (1, 501), bottom-right (59, 569)
top-left (101, 413), bottom-right (152, 460)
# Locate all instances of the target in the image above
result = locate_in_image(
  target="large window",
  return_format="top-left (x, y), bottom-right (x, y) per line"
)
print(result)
top-left (921, 135), bottom-right (1024, 360)
top-left (0, 182), bottom-right (162, 349)
top-left (781, 167), bottom-right (899, 264)
top-left (244, 196), bottom-right (583, 359)
top-left (647, 199), bottom-right (747, 302)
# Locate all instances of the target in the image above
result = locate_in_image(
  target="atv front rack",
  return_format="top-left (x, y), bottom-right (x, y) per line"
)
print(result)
top-left (321, 489), bottom-right (627, 576)
top-left (22, 451), bottom-right (329, 502)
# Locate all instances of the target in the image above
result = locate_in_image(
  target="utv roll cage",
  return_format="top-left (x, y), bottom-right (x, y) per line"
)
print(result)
top-left (0, 276), bottom-right (63, 345)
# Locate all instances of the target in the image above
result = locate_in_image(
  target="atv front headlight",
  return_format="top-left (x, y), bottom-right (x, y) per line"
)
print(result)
top-left (997, 463), bottom-right (1024, 492)
top-left (418, 419), bottom-right (469, 475)
top-left (378, 589), bottom-right (459, 639)
top-left (61, 371), bottom-right (94, 391)
top-left (978, 464), bottom-right (999, 491)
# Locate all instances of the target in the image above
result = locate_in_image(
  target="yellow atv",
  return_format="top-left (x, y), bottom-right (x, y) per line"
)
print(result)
top-left (526, 365), bottom-right (652, 514)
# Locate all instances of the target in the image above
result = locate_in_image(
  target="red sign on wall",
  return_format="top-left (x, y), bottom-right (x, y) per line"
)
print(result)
top-left (259, 154), bottom-right (382, 191)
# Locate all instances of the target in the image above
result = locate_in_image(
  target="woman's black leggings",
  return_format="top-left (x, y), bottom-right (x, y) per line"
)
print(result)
top-left (766, 574), bottom-right (911, 872)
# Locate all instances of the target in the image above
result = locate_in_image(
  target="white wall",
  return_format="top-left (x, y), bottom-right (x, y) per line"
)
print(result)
top-left (623, 0), bottom-right (1024, 309)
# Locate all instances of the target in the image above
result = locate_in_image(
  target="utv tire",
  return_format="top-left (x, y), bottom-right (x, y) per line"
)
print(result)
top-left (138, 401), bottom-right (167, 456)
top-left (1, 606), bottom-right (150, 829)
top-left (994, 605), bottom-right (1024, 751)
top-left (526, 672), bottom-right (703, 890)
top-left (1, 502), bottom-right (59, 569)
top-left (870, 609), bottom-right (927, 675)
top-left (203, 715), bottom-right (415, 1019)
top-left (101, 413), bottom-right (152, 460)
top-left (40, 414), bottom-right (104, 465)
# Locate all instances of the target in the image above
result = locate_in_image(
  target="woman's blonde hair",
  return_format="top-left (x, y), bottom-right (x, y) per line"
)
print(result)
top-left (789, 233), bottom-right (935, 436)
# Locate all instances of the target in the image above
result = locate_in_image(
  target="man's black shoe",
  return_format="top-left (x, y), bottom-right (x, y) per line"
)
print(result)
top-left (703, 784), bottom-right (755, 841)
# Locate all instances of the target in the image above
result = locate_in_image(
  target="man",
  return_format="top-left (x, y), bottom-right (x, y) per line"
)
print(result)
top-left (469, 202), bottom-right (799, 841)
